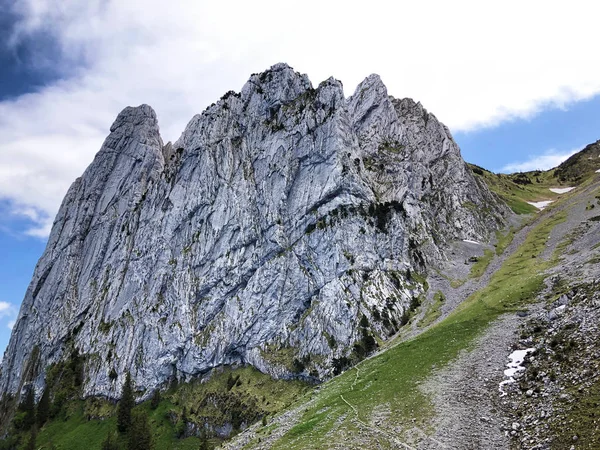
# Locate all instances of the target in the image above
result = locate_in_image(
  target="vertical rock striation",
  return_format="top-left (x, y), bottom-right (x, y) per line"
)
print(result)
top-left (0, 63), bottom-right (509, 400)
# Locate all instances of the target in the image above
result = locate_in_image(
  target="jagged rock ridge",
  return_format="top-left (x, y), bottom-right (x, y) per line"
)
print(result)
top-left (0, 63), bottom-right (509, 399)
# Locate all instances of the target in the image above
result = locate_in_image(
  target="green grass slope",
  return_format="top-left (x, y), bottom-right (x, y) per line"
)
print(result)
top-left (553, 139), bottom-right (600, 183)
top-left (469, 164), bottom-right (560, 214)
top-left (468, 140), bottom-right (600, 215)
top-left (1, 366), bottom-right (309, 450)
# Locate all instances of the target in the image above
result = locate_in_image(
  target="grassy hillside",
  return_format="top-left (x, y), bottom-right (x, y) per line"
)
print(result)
top-left (468, 141), bottom-right (600, 215)
top-left (469, 164), bottom-right (560, 214)
top-left (553, 140), bottom-right (600, 183)
top-left (1, 366), bottom-right (309, 450)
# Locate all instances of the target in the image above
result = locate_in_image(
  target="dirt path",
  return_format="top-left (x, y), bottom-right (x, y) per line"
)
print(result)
top-left (418, 313), bottom-right (520, 449)
top-left (414, 214), bottom-right (548, 450)
top-left (411, 217), bottom-right (549, 450)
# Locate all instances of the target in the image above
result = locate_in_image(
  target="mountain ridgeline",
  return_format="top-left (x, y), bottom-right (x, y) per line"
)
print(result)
top-left (0, 63), bottom-right (508, 406)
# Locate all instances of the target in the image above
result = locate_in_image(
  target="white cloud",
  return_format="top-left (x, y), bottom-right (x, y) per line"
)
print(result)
top-left (501, 148), bottom-right (580, 173)
top-left (2, 0), bottom-right (600, 236)
top-left (0, 302), bottom-right (13, 316)
top-left (0, 302), bottom-right (17, 330)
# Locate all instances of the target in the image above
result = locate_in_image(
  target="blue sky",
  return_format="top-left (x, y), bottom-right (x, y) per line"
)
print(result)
top-left (1, 0), bottom-right (600, 356)
top-left (456, 95), bottom-right (600, 173)
top-left (0, 211), bottom-right (46, 354)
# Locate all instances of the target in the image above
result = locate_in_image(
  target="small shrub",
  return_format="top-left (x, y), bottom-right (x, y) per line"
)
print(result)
top-left (332, 357), bottom-right (350, 375)
top-left (372, 309), bottom-right (381, 321)
top-left (359, 315), bottom-right (369, 329)
top-left (292, 358), bottom-right (306, 374)
top-left (400, 310), bottom-right (410, 326)
top-left (409, 296), bottom-right (422, 311)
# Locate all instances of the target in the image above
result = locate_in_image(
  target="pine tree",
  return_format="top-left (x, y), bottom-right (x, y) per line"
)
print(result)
top-left (19, 387), bottom-right (36, 430)
top-left (25, 426), bottom-right (37, 450)
top-left (101, 431), bottom-right (120, 450)
top-left (149, 389), bottom-right (161, 410)
top-left (117, 372), bottom-right (134, 433)
top-left (127, 410), bottom-right (153, 450)
top-left (37, 385), bottom-right (50, 427)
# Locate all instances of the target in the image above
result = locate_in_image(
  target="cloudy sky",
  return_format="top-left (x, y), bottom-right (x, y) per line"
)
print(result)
top-left (1, 0), bottom-right (600, 353)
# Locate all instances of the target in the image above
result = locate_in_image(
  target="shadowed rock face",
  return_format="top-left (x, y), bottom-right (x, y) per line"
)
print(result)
top-left (0, 63), bottom-right (509, 399)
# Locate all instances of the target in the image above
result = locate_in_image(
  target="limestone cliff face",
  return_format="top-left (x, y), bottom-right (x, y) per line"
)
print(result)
top-left (0, 63), bottom-right (509, 399)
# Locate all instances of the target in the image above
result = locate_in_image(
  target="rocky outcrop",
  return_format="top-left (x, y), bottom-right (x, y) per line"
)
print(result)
top-left (0, 63), bottom-right (509, 400)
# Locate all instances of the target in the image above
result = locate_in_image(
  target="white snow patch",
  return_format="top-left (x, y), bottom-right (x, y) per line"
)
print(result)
top-left (596, 169), bottom-right (600, 173)
top-left (555, 305), bottom-right (566, 312)
top-left (499, 348), bottom-right (535, 396)
top-left (549, 187), bottom-right (575, 194)
top-left (463, 239), bottom-right (481, 245)
top-left (527, 200), bottom-right (553, 210)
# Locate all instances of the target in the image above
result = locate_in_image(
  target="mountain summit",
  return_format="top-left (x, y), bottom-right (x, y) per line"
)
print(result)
top-left (0, 63), bottom-right (508, 402)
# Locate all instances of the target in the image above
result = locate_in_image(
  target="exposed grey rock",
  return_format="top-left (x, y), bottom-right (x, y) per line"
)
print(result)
top-left (0, 63), bottom-right (509, 400)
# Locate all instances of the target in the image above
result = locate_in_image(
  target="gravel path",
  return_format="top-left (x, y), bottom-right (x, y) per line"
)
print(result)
top-left (413, 215), bottom-right (546, 450)
top-left (418, 313), bottom-right (521, 449)
top-left (412, 211), bottom-right (558, 449)
top-left (429, 216), bottom-right (531, 321)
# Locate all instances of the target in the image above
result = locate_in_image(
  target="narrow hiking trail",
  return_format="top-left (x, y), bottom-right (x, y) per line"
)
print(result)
top-left (339, 366), bottom-right (419, 450)
top-left (340, 366), bottom-right (449, 450)
top-left (418, 314), bottom-right (520, 449)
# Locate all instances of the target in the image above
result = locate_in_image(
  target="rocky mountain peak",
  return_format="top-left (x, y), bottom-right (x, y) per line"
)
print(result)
top-left (242, 63), bottom-right (312, 104)
top-left (348, 74), bottom-right (400, 147)
top-left (352, 73), bottom-right (388, 99)
top-left (0, 64), bottom-right (510, 403)
top-left (107, 104), bottom-right (163, 157)
top-left (110, 104), bottom-right (158, 132)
